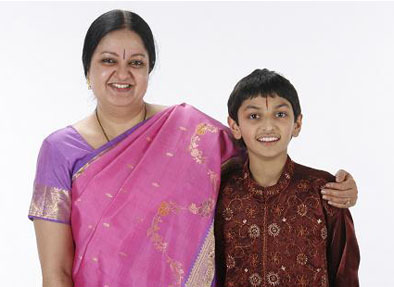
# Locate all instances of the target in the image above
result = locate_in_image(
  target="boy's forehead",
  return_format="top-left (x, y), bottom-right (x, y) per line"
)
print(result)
top-left (240, 94), bottom-right (292, 109)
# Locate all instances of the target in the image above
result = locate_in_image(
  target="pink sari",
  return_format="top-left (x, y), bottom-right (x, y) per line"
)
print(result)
top-left (70, 104), bottom-right (238, 286)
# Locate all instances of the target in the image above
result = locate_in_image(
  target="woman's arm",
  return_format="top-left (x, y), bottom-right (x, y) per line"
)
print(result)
top-left (321, 169), bottom-right (358, 208)
top-left (34, 220), bottom-right (74, 287)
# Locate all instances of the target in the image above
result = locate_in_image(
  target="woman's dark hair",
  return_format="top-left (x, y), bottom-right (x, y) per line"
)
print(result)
top-left (227, 68), bottom-right (301, 124)
top-left (82, 9), bottom-right (156, 76)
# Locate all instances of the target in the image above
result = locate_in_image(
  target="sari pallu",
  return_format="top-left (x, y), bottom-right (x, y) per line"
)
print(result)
top-left (71, 104), bottom-right (238, 287)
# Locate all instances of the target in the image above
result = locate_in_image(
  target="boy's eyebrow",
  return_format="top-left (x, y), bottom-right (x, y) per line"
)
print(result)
top-left (244, 105), bottom-right (261, 110)
top-left (244, 103), bottom-right (290, 110)
top-left (275, 103), bottom-right (291, 109)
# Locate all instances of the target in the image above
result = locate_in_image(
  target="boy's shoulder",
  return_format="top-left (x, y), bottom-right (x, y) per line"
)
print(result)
top-left (292, 162), bottom-right (336, 186)
top-left (220, 158), bottom-right (337, 187)
top-left (221, 156), bottom-right (244, 183)
top-left (292, 162), bottom-right (341, 216)
top-left (219, 157), bottom-right (246, 197)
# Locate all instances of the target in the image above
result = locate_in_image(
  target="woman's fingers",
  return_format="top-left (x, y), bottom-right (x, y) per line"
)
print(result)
top-left (321, 169), bottom-right (358, 208)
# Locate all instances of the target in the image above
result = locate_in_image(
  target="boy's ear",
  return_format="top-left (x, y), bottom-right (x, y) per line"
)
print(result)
top-left (292, 114), bottom-right (303, 137)
top-left (227, 116), bottom-right (242, 140)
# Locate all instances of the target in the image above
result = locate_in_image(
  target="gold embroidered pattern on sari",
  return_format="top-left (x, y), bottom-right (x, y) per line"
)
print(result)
top-left (189, 123), bottom-right (218, 164)
top-left (147, 201), bottom-right (184, 287)
top-left (29, 183), bottom-right (71, 223)
top-left (188, 199), bottom-right (215, 217)
top-left (148, 199), bottom-right (216, 287)
top-left (185, 223), bottom-right (216, 287)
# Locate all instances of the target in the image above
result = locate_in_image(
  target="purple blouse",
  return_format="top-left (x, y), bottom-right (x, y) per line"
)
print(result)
top-left (28, 121), bottom-right (147, 224)
top-left (28, 126), bottom-right (93, 224)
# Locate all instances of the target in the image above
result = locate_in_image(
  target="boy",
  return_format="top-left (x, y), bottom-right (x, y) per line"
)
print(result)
top-left (215, 69), bottom-right (360, 287)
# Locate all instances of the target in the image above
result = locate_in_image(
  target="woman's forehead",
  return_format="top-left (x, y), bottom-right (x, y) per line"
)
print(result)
top-left (95, 29), bottom-right (147, 54)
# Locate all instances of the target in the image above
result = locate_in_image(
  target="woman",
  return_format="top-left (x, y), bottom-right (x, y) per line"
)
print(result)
top-left (29, 10), bottom-right (358, 287)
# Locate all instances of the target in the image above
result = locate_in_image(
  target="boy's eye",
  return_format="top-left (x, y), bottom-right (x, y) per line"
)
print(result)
top-left (248, 113), bottom-right (260, 120)
top-left (276, 112), bottom-right (287, 118)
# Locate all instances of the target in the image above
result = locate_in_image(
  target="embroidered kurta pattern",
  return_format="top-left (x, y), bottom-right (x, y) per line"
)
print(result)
top-left (215, 157), bottom-right (360, 287)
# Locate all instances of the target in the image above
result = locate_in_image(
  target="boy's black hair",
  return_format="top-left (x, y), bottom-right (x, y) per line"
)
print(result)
top-left (227, 68), bottom-right (301, 123)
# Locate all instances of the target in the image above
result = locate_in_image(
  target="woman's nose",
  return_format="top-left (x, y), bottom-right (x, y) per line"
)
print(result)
top-left (115, 63), bottom-right (131, 80)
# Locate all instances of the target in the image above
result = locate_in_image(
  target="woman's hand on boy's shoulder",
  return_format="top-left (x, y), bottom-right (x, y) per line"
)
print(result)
top-left (321, 169), bottom-right (358, 209)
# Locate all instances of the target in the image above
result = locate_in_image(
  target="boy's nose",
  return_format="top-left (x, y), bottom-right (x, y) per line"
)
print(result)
top-left (261, 118), bottom-right (274, 131)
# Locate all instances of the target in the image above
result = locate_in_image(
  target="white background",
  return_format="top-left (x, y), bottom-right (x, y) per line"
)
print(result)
top-left (0, 1), bottom-right (393, 286)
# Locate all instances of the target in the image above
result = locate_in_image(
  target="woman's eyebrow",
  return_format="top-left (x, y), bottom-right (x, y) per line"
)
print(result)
top-left (100, 51), bottom-right (119, 56)
top-left (128, 53), bottom-right (146, 58)
top-left (99, 51), bottom-right (146, 58)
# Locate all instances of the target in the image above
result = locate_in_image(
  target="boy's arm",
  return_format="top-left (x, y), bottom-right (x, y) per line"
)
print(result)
top-left (322, 169), bottom-right (358, 208)
top-left (326, 207), bottom-right (360, 286)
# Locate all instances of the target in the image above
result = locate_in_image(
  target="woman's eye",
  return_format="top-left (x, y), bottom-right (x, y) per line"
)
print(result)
top-left (129, 60), bottom-right (145, 67)
top-left (276, 112), bottom-right (287, 118)
top-left (102, 58), bottom-right (115, 64)
top-left (249, 114), bottom-right (260, 120)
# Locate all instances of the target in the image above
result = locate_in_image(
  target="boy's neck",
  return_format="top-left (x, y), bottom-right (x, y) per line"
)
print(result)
top-left (248, 152), bottom-right (288, 187)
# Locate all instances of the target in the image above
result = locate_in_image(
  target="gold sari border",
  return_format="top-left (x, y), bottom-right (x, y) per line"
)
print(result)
top-left (185, 223), bottom-right (216, 287)
top-left (28, 183), bottom-right (71, 224)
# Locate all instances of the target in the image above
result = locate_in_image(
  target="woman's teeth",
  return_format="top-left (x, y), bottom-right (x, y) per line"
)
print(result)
top-left (112, 83), bottom-right (131, 88)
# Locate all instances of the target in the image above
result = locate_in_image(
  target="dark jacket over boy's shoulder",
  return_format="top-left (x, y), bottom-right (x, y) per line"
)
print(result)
top-left (215, 157), bottom-right (360, 287)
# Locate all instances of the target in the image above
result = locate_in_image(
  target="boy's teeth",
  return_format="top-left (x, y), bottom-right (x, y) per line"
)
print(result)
top-left (112, 83), bottom-right (130, 88)
top-left (258, 136), bottom-right (279, 142)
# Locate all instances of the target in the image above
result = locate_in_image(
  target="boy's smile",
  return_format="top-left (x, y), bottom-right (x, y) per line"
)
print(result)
top-left (228, 94), bottom-right (302, 163)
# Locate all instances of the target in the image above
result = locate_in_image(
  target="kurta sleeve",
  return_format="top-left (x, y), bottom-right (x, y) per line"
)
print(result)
top-left (214, 202), bottom-right (227, 287)
top-left (28, 138), bottom-right (72, 224)
top-left (325, 206), bottom-right (360, 286)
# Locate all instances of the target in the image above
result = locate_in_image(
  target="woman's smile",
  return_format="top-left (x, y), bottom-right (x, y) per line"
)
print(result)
top-left (109, 82), bottom-right (133, 93)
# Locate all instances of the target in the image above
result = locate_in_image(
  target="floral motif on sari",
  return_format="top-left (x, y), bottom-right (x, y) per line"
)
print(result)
top-left (189, 123), bottom-right (218, 164)
top-left (147, 198), bottom-right (216, 287)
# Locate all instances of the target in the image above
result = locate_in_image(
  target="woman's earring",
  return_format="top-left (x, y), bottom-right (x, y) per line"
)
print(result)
top-left (87, 79), bottom-right (91, 90)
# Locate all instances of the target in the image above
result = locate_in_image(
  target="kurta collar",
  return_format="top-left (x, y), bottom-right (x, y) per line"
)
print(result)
top-left (242, 155), bottom-right (294, 197)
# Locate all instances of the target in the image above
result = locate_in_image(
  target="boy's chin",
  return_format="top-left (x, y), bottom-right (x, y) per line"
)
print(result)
top-left (250, 150), bottom-right (288, 162)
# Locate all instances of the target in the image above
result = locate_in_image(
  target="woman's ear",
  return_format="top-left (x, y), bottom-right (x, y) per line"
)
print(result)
top-left (228, 116), bottom-right (242, 140)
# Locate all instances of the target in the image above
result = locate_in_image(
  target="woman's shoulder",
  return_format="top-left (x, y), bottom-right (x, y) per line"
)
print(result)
top-left (44, 126), bottom-right (79, 146)
top-left (43, 125), bottom-right (91, 150)
top-left (175, 103), bottom-right (228, 130)
top-left (147, 103), bottom-right (168, 117)
top-left (41, 124), bottom-right (93, 160)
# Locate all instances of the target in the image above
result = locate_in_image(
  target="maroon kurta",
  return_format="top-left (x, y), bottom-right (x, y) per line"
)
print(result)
top-left (215, 157), bottom-right (360, 287)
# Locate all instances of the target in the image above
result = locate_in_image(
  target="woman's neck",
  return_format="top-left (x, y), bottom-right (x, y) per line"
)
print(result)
top-left (248, 152), bottom-right (288, 187)
top-left (95, 102), bottom-right (147, 140)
